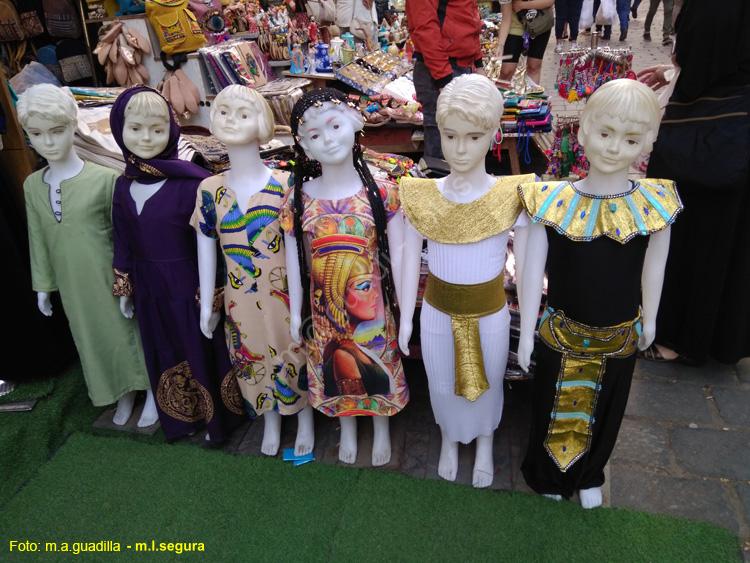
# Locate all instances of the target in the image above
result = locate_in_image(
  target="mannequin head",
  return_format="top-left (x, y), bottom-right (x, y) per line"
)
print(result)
top-left (578, 79), bottom-right (661, 175)
top-left (295, 100), bottom-right (363, 165)
top-left (210, 85), bottom-right (275, 146)
top-left (289, 88), bottom-right (396, 342)
top-left (436, 74), bottom-right (503, 173)
top-left (17, 84), bottom-right (78, 162)
top-left (122, 91), bottom-right (171, 159)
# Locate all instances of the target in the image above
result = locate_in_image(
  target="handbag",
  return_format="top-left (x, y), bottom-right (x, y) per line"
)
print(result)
top-left (522, 8), bottom-right (554, 38)
top-left (648, 86), bottom-right (750, 190)
top-left (146, 0), bottom-right (206, 55)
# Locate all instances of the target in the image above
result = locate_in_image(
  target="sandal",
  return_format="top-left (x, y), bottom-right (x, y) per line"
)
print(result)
top-left (638, 344), bottom-right (699, 366)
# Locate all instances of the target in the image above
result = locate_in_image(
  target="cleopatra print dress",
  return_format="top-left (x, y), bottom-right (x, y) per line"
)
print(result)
top-left (279, 180), bottom-right (408, 417)
top-left (190, 170), bottom-right (308, 418)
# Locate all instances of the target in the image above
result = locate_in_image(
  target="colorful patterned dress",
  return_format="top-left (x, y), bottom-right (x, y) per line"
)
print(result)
top-left (190, 170), bottom-right (307, 418)
top-left (279, 181), bottom-right (408, 417)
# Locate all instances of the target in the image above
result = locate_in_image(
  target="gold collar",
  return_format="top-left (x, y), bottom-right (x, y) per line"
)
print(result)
top-left (400, 174), bottom-right (535, 244)
top-left (518, 178), bottom-right (682, 243)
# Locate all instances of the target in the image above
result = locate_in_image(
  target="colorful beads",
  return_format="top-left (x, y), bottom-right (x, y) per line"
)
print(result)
top-left (609, 202), bottom-right (617, 212)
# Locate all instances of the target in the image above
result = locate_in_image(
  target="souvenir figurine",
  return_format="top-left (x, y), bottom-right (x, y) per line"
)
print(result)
top-left (517, 79), bottom-right (681, 508)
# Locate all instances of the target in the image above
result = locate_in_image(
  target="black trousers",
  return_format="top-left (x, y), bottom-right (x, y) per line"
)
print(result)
top-left (521, 344), bottom-right (636, 498)
top-left (412, 58), bottom-right (472, 159)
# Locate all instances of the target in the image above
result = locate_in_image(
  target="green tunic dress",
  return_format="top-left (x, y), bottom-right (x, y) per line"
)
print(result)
top-left (24, 161), bottom-right (149, 405)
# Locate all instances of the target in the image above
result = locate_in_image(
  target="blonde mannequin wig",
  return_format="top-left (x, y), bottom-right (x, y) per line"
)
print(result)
top-left (17, 83), bottom-right (78, 130)
top-left (436, 74), bottom-right (504, 132)
top-left (210, 85), bottom-right (276, 144)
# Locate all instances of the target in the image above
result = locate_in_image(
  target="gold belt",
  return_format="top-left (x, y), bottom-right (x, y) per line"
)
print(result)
top-left (424, 272), bottom-right (506, 402)
top-left (538, 307), bottom-right (641, 472)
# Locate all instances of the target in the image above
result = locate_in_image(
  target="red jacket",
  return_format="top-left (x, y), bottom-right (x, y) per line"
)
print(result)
top-left (406, 0), bottom-right (483, 84)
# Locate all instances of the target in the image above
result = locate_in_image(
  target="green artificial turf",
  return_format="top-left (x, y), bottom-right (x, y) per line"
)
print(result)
top-left (0, 378), bottom-right (55, 405)
top-left (0, 433), bottom-right (739, 563)
top-left (0, 366), bottom-right (101, 507)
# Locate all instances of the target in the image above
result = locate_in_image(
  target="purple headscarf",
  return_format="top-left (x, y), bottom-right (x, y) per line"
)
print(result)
top-left (109, 85), bottom-right (209, 184)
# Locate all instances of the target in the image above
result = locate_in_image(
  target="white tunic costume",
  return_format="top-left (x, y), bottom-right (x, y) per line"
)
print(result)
top-left (400, 174), bottom-right (535, 444)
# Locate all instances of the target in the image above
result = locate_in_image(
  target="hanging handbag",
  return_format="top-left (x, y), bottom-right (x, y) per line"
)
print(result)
top-left (42, 0), bottom-right (82, 39)
top-left (521, 8), bottom-right (554, 38)
top-left (648, 86), bottom-right (750, 190)
top-left (0, 0), bottom-right (25, 41)
top-left (146, 0), bottom-right (206, 55)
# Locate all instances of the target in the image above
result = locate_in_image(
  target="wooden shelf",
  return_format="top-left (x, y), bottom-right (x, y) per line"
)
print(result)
top-left (84, 14), bottom-right (146, 24)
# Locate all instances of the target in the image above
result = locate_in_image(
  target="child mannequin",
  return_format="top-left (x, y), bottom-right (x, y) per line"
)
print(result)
top-left (18, 83), bottom-right (150, 425)
top-left (517, 79), bottom-right (682, 508)
top-left (110, 86), bottom-right (243, 442)
top-left (192, 85), bottom-right (314, 457)
top-left (279, 88), bottom-right (407, 466)
top-left (398, 74), bottom-right (535, 488)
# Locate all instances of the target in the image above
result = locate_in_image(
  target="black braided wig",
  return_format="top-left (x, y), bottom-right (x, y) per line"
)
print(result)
top-left (289, 88), bottom-right (399, 341)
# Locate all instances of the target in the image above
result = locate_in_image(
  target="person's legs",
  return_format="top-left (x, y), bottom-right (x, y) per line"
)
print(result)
top-left (617, 0), bottom-right (630, 40)
top-left (568, 0), bottom-right (584, 41)
top-left (661, 0), bottom-right (674, 42)
top-left (412, 59), bottom-right (443, 159)
top-left (631, 0), bottom-right (641, 18)
top-left (500, 33), bottom-right (524, 81)
top-left (643, 0), bottom-right (661, 36)
top-left (525, 30), bottom-right (551, 83)
top-left (555, 0), bottom-right (569, 40)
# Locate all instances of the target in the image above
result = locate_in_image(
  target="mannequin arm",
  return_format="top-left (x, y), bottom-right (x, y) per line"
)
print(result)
top-left (120, 296), bottom-right (134, 319)
top-left (518, 223), bottom-right (547, 372)
top-left (398, 218), bottom-right (424, 355)
top-left (111, 185), bottom-right (135, 319)
top-left (386, 212), bottom-right (405, 306)
top-left (37, 292), bottom-right (52, 317)
top-left (197, 232), bottom-right (220, 339)
top-left (24, 183), bottom-right (57, 299)
top-left (513, 224), bottom-right (529, 310)
top-left (284, 233), bottom-right (304, 344)
top-left (639, 227), bottom-right (671, 350)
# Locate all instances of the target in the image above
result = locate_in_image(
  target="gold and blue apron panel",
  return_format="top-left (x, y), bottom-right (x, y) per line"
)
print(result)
top-left (538, 307), bottom-right (641, 471)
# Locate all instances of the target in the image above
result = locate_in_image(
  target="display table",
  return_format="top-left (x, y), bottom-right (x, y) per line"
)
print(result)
top-left (281, 70), bottom-right (337, 88)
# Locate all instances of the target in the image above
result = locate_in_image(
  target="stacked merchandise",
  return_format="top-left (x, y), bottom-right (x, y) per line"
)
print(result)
top-left (501, 93), bottom-right (552, 135)
top-left (256, 77), bottom-right (311, 126)
top-left (556, 46), bottom-right (634, 102)
top-left (335, 50), bottom-right (411, 96)
top-left (544, 118), bottom-right (589, 180)
top-left (198, 39), bottom-right (269, 95)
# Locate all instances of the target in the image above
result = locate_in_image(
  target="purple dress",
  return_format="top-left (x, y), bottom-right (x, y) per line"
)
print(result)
top-left (109, 86), bottom-right (243, 442)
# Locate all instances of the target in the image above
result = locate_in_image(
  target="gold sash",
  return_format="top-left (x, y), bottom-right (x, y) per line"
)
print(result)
top-left (424, 272), bottom-right (506, 401)
top-left (538, 307), bottom-right (641, 471)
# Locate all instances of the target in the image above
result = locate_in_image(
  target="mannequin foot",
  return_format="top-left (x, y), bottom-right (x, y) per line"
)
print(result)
top-left (372, 416), bottom-right (391, 466)
top-left (137, 390), bottom-right (159, 427)
top-left (472, 434), bottom-right (494, 488)
top-left (579, 486), bottom-right (603, 509)
top-left (338, 417), bottom-right (357, 464)
top-left (438, 432), bottom-right (458, 482)
top-left (261, 410), bottom-right (282, 456)
top-left (113, 391), bottom-right (136, 426)
top-left (544, 494), bottom-right (563, 501)
top-left (294, 406), bottom-right (315, 456)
